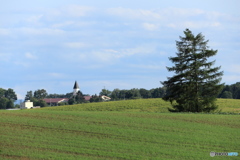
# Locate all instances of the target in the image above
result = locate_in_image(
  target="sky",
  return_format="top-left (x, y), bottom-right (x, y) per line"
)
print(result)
top-left (1, 0), bottom-right (240, 99)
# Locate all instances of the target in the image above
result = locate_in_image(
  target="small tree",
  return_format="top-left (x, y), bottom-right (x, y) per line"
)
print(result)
top-left (90, 94), bottom-right (103, 102)
top-left (68, 98), bottom-right (75, 105)
top-left (221, 91), bottom-right (233, 99)
top-left (75, 91), bottom-right (86, 103)
top-left (25, 91), bottom-right (33, 100)
top-left (0, 98), bottom-right (9, 109)
top-left (99, 89), bottom-right (111, 97)
top-left (6, 100), bottom-right (14, 109)
top-left (162, 29), bottom-right (223, 112)
top-left (34, 89), bottom-right (48, 99)
top-left (4, 88), bottom-right (17, 101)
top-left (0, 88), bottom-right (6, 98)
top-left (36, 99), bottom-right (47, 107)
top-left (139, 88), bottom-right (152, 98)
top-left (30, 97), bottom-right (39, 106)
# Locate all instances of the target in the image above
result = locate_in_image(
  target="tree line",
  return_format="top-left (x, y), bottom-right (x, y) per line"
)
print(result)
top-left (97, 87), bottom-right (167, 101)
top-left (218, 82), bottom-right (240, 99)
top-left (93, 83), bottom-right (240, 102)
top-left (23, 87), bottom-right (167, 105)
top-left (1, 82), bottom-right (240, 109)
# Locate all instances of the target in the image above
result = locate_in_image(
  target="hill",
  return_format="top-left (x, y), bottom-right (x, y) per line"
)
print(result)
top-left (42, 98), bottom-right (240, 113)
top-left (0, 98), bottom-right (239, 159)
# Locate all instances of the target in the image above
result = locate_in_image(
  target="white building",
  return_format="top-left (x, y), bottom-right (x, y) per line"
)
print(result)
top-left (20, 100), bottom-right (33, 109)
top-left (101, 96), bottom-right (111, 101)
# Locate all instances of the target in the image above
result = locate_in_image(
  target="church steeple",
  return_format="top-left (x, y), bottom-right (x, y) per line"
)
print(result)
top-left (73, 81), bottom-right (79, 89)
top-left (73, 81), bottom-right (80, 96)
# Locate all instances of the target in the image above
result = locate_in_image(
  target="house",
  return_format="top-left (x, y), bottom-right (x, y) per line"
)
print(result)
top-left (43, 98), bottom-right (69, 106)
top-left (101, 95), bottom-right (111, 101)
top-left (84, 96), bottom-right (92, 101)
top-left (20, 100), bottom-right (33, 109)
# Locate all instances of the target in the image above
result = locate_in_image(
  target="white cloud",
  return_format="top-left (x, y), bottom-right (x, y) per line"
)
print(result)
top-left (52, 21), bottom-right (96, 29)
top-left (107, 7), bottom-right (227, 30)
top-left (161, 8), bottom-right (205, 17)
top-left (89, 50), bottom-right (121, 64)
top-left (64, 42), bottom-right (89, 49)
top-left (107, 7), bottom-right (206, 21)
top-left (223, 75), bottom-right (240, 84)
top-left (35, 5), bottom-right (94, 19)
top-left (48, 72), bottom-right (65, 78)
top-left (65, 5), bottom-right (95, 17)
top-left (62, 44), bottom-right (157, 65)
top-left (91, 45), bottom-right (155, 62)
top-left (0, 28), bottom-right (10, 35)
top-left (224, 64), bottom-right (240, 74)
top-left (14, 61), bottom-right (30, 68)
top-left (142, 23), bottom-right (159, 31)
top-left (121, 45), bottom-right (156, 56)
top-left (26, 15), bottom-right (43, 25)
top-left (62, 53), bottom-right (88, 63)
top-left (0, 53), bottom-right (12, 62)
top-left (25, 52), bottom-right (37, 59)
top-left (107, 7), bottom-right (162, 21)
top-left (51, 21), bottom-right (75, 28)
top-left (174, 21), bottom-right (222, 29)
top-left (18, 27), bottom-right (65, 36)
top-left (130, 64), bottom-right (164, 70)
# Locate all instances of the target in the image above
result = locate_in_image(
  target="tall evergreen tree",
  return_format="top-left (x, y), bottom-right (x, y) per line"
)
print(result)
top-left (162, 29), bottom-right (223, 112)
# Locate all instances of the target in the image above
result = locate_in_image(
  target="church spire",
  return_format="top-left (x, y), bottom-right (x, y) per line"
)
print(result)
top-left (73, 81), bottom-right (80, 96)
top-left (73, 81), bottom-right (79, 89)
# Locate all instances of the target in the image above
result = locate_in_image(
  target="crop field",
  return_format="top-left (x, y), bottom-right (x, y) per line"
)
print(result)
top-left (0, 98), bottom-right (239, 160)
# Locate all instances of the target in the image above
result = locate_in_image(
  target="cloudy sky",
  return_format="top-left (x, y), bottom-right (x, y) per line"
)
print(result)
top-left (1, 0), bottom-right (239, 99)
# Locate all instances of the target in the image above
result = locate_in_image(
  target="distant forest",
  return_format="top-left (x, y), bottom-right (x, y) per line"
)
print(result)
top-left (46, 82), bottom-right (240, 100)
top-left (217, 82), bottom-right (240, 99)
top-left (1, 82), bottom-right (240, 109)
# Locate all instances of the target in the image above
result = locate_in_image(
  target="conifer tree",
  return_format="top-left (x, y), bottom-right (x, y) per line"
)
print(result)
top-left (162, 29), bottom-right (223, 112)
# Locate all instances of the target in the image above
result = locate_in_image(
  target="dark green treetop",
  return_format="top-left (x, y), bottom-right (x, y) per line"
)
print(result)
top-left (162, 29), bottom-right (224, 112)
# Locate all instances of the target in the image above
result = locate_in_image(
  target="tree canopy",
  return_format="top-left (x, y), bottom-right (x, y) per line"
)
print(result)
top-left (34, 89), bottom-right (48, 99)
top-left (0, 88), bottom-right (17, 109)
top-left (162, 29), bottom-right (223, 112)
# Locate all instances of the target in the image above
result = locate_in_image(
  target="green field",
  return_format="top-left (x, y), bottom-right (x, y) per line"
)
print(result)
top-left (0, 98), bottom-right (239, 160)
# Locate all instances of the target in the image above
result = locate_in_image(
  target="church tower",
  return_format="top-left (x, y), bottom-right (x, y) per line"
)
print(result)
top-left (73, 81), bottom-right (80, 96)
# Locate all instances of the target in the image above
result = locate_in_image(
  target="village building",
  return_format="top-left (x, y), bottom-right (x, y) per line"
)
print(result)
top-left (43, 98), bottom-right (69, 106)
top-left (20, 100), bottom-right (33, 109)
top-left (41, 81), bottom-right (111, 106)
top-left (72, 81), bottom-right (93, 101)
top-left (101, 95), bottom-right (111, 101)
top-left (73, 81), bottom-right (80, 96)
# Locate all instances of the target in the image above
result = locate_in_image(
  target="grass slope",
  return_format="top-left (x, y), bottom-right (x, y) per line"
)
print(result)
top-left (42, 98), bottom-right (240, 113)
top-left (0, 98), bottom-right (239, 160)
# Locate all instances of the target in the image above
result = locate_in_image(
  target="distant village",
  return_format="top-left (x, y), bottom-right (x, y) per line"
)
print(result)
top-left (20, 81), bottom-right (111, 109)
top-left (1, 80), bottom-right (240, 110)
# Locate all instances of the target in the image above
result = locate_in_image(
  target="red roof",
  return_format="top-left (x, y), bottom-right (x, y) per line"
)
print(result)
top-left (43, 96), bottom-right (92, 103)
top-left (84, 96), bottom-right (92, 101)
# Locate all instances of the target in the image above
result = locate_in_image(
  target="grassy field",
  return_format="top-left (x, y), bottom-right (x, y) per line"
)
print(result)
top-left (39, 98), bottom-right (240, 113)
top-left (0, 98), bottom-right (239, 160)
